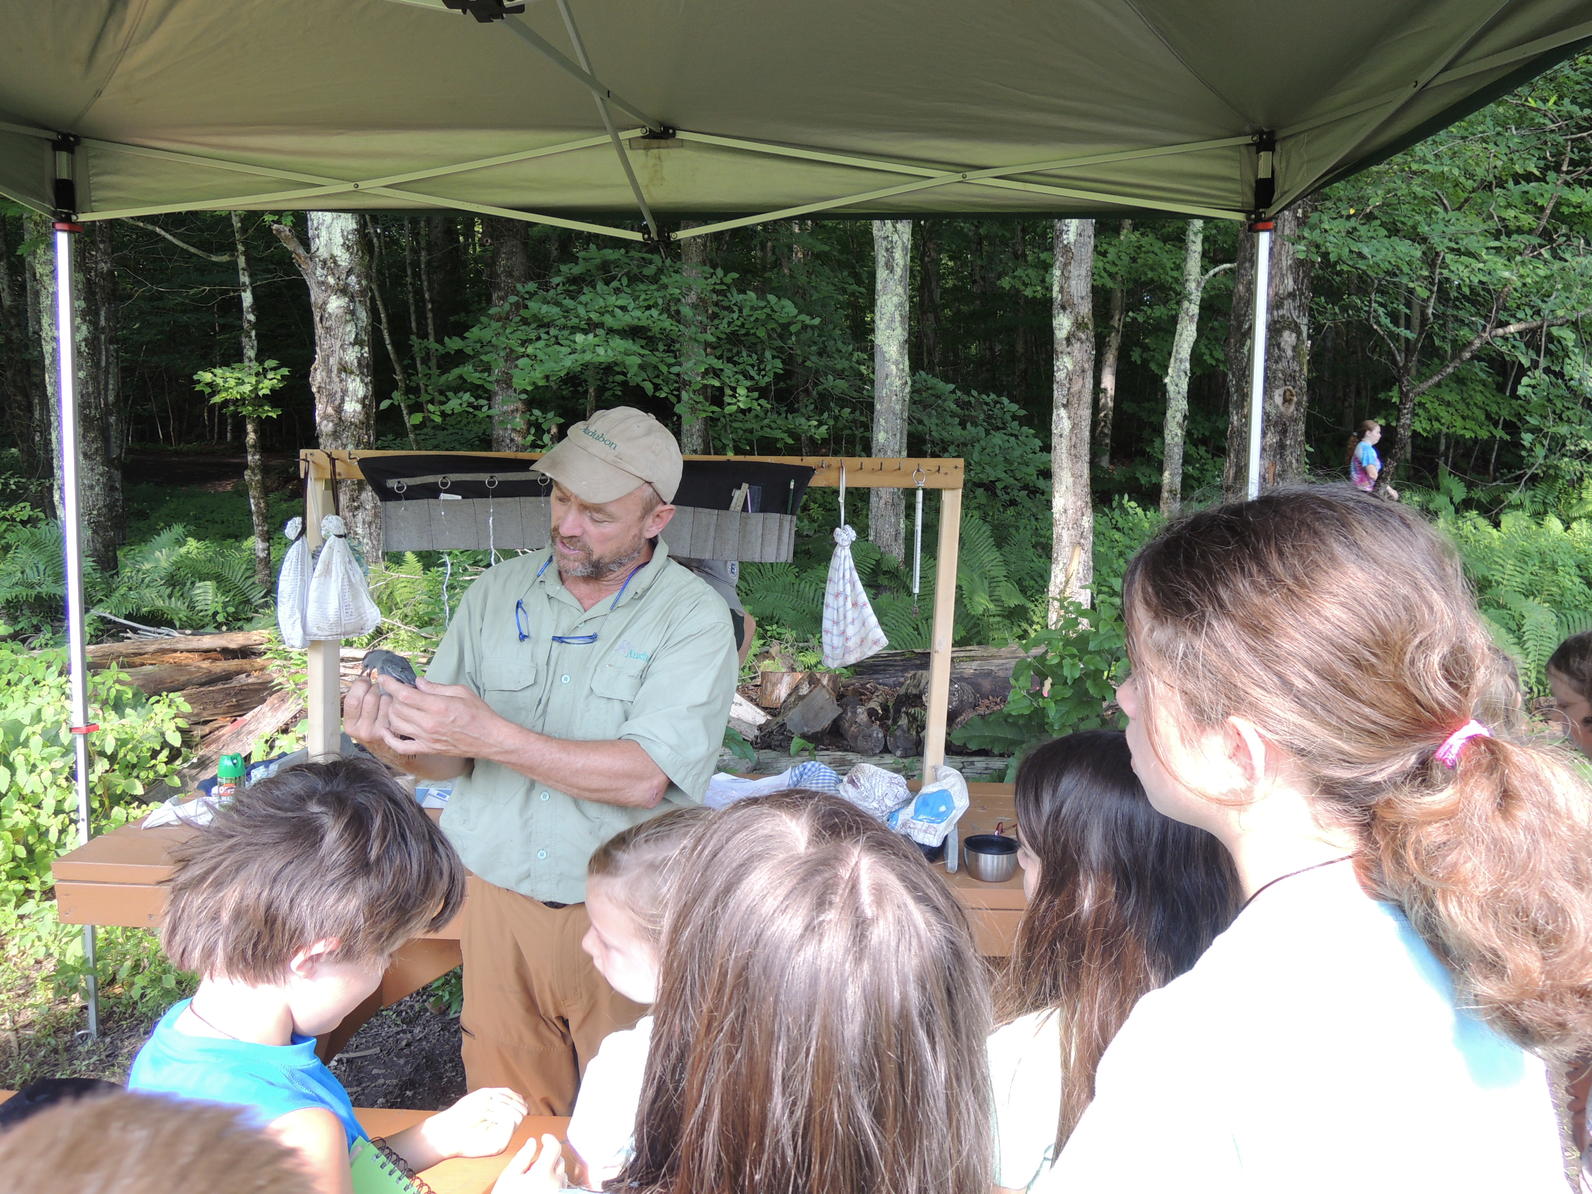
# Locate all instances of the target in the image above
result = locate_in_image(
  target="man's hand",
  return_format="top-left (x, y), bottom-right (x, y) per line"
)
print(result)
top-left (379, 677), bottom-right (518, 762)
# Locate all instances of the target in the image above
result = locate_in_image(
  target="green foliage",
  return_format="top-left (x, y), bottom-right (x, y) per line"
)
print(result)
top-left (415, 247), bottom-right (827, 452)
top-left (740, 509), bottom-right (1042, 655)
top-left (98, 524), bottom-right (269, 631)
top-left (7, 899), bottom-right (196, 1018)
top-left (949, 598), bottom-right (1128, 775)
top-left (0, 505), bottom-right (73, 639)
top-left (193, 359), bottom-right (289, 419)
top-left (0, 643), bottom-right (187, 902)
top-left (1432, 497), bottom-right (1592, 696)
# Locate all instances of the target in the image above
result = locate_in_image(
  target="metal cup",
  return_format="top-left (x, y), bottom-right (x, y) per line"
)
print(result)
top-left (963, 833), bottom-right (1018, 883)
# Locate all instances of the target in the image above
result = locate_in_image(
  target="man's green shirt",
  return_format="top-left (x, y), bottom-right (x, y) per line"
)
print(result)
top-left (426, 541), bottom-right (737, 902)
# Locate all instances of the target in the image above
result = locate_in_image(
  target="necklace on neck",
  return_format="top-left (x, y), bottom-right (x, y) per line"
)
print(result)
top-left (1239, 854), bottom-right (1356, 914)
top-left (185, 1000), bottom-right (242, 1041)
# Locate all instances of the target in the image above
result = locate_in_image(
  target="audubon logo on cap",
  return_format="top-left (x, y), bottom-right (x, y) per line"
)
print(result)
top-left (581, 425), bottom-right (619, 452)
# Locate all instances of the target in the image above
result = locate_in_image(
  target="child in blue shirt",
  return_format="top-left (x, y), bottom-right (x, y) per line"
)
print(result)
top-left (130, 756), bottom-right (527, 1194)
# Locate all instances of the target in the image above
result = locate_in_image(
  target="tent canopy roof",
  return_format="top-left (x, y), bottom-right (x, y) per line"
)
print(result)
top-left (3, 0), bottom-right (1590, 239)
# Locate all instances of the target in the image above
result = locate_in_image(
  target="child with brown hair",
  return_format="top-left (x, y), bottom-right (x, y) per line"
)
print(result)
top-left (992, 730), bottom-right (1237, 1191)
top-left (1547, 630), bottom-right (1592, 757)
top-left (1040, 486), bottom-right (1592, 1193)
top-left (493, 789), bottom-right (993, 1194)
top-left (129, 756), bottom-right (528, 1194)
top-left (563, 806), bottom-right (713, 1189)
top-left (0, 1091), bottom-right (316, 1194)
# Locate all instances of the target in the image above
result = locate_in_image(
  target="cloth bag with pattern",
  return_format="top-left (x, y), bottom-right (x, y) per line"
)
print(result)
top-left (821, 524), bottom-right (888, 668)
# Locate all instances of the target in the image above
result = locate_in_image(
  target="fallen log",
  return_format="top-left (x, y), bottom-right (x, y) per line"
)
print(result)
top-left (117, 658), bottom-right (271, 695)
top-left (85, 629), bottom-right (270, 664)
top-left (178, 687), bottom-right (304, 790)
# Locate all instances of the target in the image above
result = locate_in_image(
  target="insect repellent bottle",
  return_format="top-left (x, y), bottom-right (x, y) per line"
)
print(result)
top-left (215, 753), bottom-right (246, 799)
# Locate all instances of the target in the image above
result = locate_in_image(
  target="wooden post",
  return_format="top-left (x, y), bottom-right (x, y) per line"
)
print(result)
top-left (922, 486), bottom-right (962, 774)
top-left (304, 474), bottom-right (343, 760)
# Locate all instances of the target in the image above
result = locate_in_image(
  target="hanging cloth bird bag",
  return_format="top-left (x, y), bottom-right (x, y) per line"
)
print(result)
top-left (821, 469), bottom-right (889, 668)
top-left (276, 516), bottom-right (313, 649)
top-left (304, 514), bottom-right (382, 640)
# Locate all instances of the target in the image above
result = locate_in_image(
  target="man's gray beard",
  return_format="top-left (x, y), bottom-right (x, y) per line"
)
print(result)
top-left (558, 536), bottom-right (645, 580)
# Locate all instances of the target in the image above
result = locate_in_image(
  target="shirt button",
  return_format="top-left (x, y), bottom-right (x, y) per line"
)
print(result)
top-left (560, 674), bottom-right (571, 684)
top-left (536, 849), bottom-right (548, 861)
top-left (539, 791), bottom-right (550, 802)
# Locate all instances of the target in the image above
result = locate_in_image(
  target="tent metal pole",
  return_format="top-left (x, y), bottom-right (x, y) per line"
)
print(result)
top-left (52, 200), bottom-right (100, 1038)
top-left (1245, 221), bottom-right (1273, 500)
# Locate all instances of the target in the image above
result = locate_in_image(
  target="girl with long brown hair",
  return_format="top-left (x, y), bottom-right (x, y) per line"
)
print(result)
top-left (992, 730), bottom-right (1237, 1191)
top-left (1039, 486), bottom-right (1592, 1193)
top-left (623, 789), bottom-right (991, 1194)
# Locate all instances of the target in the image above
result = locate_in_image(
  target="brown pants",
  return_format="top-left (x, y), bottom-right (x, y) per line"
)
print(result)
top-left (458, 875), bottom-right (647, 1114)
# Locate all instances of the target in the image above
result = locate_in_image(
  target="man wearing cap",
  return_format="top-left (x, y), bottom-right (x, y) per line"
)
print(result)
top-left (343, 407), bottom-right (737, 1112)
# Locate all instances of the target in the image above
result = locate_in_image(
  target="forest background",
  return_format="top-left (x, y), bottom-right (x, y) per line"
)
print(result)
top-left (3, 56), bottom-right (1592, 1061)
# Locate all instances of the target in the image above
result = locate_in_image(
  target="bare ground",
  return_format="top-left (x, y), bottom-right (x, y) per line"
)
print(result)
top-left (2, 992), bottom-right (466, 1111)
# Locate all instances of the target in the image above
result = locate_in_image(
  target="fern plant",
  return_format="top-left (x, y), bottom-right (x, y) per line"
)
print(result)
top-left (1436, 504), bottom-right (1592, 697)
top-left (95, 525), bottom-right (267, 632)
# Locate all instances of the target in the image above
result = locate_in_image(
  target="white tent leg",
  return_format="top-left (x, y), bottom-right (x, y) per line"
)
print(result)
top-left (1245, 221), bottom-right (1273, 500)
top-left (54, 218), bottom-right (100, 1038)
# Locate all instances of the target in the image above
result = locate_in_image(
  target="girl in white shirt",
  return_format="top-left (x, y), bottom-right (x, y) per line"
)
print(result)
top-left (991, 730), bottom-right (1237, 1192)
top-left (1040, 485), bottom-right (1592, 1194)
top-left (563, 806), bottom-right (712, 1190)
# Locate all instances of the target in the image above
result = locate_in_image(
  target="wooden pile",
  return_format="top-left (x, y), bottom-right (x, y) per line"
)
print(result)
top-left (84, 631), bottom-right (362, 788)
top-left (737, 645), bottom-right (1025, 763)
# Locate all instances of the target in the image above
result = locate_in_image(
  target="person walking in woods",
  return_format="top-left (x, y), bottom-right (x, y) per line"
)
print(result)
top-left (344, 407), bottom-right (738, 1114)
top-left (1348, 420), bottom-right (1398, 498)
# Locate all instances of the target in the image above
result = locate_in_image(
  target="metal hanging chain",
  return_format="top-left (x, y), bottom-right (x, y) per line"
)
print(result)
top-left (839, 463), bottom-right (847, 527)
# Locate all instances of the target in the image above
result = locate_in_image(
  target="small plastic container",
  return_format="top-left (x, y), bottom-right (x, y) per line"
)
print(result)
top-left (214, 753), bottom-right (245, 800)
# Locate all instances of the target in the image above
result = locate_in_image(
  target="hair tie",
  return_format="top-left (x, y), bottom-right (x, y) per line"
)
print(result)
top-left (1435, 720), bottom-right (1491, 768)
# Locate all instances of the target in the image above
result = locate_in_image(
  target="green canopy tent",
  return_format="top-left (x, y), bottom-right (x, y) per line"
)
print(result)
top-left (4, 0), bottom-right (1591, 1029)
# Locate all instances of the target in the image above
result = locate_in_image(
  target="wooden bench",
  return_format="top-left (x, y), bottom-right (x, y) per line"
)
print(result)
top-left (51, 786), bottom-right (1023, 1055)
top-left (0, 1091), bottom-right (565, 1194)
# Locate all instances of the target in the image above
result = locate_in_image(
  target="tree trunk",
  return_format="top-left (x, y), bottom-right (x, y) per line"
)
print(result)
top-left (1048, 219), bottom-right (1096, 622)
top-left (678, 223), bottom-right (710, 453)
top-left (231, 212), bottom-right (275, 593)
top-left (1095, 218), bottom-right (1129, 471)
top-left (917, 223), bottom-right (941, 376)
top-left (274, 213), bottom-right (380, 558)
top-left (36, 217), bottom-right (124, 572)
top-left (1160, 220), bottom-right (1204, 516)
top-left (0, 211), bottom-right (45, 481)
top-left (869, 219), bottom-right (912, 563)
top-left (484, 216), bottom-right (531, 451)
top-left (1222, 226), bottom-right (1257, 502)
top-left (1258, 198), bottom-right (1314, 488)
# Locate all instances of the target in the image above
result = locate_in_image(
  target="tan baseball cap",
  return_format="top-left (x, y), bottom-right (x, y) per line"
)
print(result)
top-left (533, 406), bottom-right (683, 503)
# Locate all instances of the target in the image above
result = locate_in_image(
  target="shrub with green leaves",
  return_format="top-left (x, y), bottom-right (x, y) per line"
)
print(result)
top-left (0, 641), bottom-right (188, 901)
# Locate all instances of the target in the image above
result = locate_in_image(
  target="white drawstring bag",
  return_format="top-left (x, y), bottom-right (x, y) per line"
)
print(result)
top-left (822, 524), bottom-right (889, 668)
top-left (276, 517), bottom-right (312, 649)
top-left (304, 514), bottom-right (381, 640)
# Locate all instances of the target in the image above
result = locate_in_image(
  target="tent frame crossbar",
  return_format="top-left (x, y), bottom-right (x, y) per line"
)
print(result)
top-left (546, 0), bottom-right (660, 240)
top-left (12, 116), bottom-right (1251, 229)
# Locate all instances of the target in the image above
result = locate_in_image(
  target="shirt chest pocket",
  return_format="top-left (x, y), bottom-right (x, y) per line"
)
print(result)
top-left (479, 656), bottom-right (540, 725)
top-left (590, 658), bottom-right (647, 707)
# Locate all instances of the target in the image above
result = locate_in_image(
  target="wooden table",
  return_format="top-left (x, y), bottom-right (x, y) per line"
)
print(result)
top-left (360, 1110), bottom-right (569, 1194)
top-left (52, 784), bottom-right (1022, 1050)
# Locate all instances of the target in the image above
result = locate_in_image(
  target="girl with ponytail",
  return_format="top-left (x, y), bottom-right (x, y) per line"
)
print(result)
top-left (1038, 485), bottom-right (1592, 1194)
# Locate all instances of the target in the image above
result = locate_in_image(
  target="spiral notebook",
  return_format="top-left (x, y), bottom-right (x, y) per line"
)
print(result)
top-left (350, 1138), bottom-right (435, 1194)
